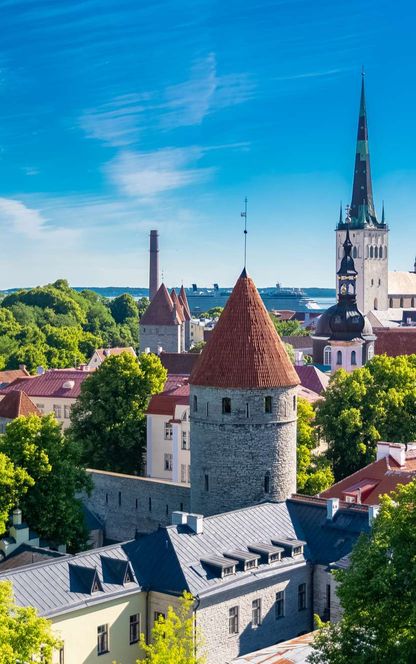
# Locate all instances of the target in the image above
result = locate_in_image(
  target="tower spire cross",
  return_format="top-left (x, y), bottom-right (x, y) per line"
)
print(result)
top-left (241, 197), bottom-right (248, 269)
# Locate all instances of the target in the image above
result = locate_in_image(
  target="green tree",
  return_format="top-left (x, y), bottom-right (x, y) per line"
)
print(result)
top-left (69, 352), bottom-right (167, 474)
top-left (0, 580), bottom-right (60, 664)
top-left (138, 296), bottom-right (149, 318)
top-left (189, 341), bottom-right (206, 353)
top-left (316, 355), bottom-right (416, 481)
top-left (199, 306), bottom-right (223, 319)
top-left (109, 293), bottom-right (138, 324)
top-left (139, 591), bottom-right (205, 664)
top-left (270, 315), bottom-right (308, 337)
top-left (0, 414), bottom-right (91, 550)
top-left (296, 398), bottom-right (333, 495)
top-left (308, 479), bottom-right (416, 664)
top-left (0, 453), bottom-right (33, 534)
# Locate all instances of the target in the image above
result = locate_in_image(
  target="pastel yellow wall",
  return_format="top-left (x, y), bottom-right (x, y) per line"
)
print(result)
top-left (52, 593), bottom-right (146, 664)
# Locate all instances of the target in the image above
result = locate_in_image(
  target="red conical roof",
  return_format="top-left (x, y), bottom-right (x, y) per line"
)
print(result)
top-left (190, 270), bottom-right (300, 388)
top-left (179, 285), bottom-right (191, 321)
top-left (170, 289), bottom-right (185, 322)
top-left (140, 284), bottom-right (180, 326)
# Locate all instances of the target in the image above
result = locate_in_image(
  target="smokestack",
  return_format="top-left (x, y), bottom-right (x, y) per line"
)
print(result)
top-left (149, 230), bottom-right (160, 300)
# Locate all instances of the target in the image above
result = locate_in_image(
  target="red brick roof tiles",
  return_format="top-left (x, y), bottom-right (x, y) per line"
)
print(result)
top-left (190, 270), bottom-right (300, 389)
top-left (179, 286), bottom-right (191, 320)
top-left (0, 368), bottom-right (30, 386)
top-left (0, 390), bottom-right (41, 419)
top-left (140, 284), bottom-right (181, 326)
top-left (170, 289), bottom-right (185, 323)
top-left (159, 352), bottom-right (199, 376)
top-left (95, 347), bottom-right (136, 361)
top-left (374, 327), bottom-right (416, 356)
top-left (295, 365), bottom-right (329, 395)
top-left (0, 369), bottom-right (90, 399)
top-left (146, 374), bottom-right (190, 415)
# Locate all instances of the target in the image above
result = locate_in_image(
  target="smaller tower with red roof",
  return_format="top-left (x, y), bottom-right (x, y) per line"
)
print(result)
top-left (189, 269), bottom-right (300, 516)
top-left (139, 284), bottom-right (184, 354)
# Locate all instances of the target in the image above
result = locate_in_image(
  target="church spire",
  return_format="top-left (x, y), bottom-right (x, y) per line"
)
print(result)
top-left (348, 72), bottom-right (379, 228)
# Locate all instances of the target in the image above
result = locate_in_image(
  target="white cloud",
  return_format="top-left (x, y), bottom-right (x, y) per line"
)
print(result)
top-left (0, 197), bottom-right (79, 242)
top-left (80, 55), bottom-right (254, 146)
top-left (106, 147), bottom-right (213, 198)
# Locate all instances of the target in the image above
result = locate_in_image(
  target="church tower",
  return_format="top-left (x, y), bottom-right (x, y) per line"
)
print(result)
top-left (189, 269), bottom-right (300, 517)
top-left (336, 74), bottom-right (388, 314)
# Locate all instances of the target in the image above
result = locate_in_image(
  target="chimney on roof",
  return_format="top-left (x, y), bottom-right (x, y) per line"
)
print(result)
top-left (37, 366), bottom-right (45, 375)
top-left (294, 351), bottom-right (304, 366)
top-left (157, 346), bottom-right (163, 355)
top-left (171, 511), bottom-right (188, 525)
top-left (144, 347), bottom-right (150, 354)
top-left (326, 497), bottom-right (339, 521)
top-left (18, 364), bottom-right (26, 372)
top-left (376, 442), bottom-right (406, 467)
top-left (12, 508), bottom-right (22, 526)
top-left (368, 505), bottom-right (380, 526)
top-left (149, 230), bottom-right (160, 301)
top-left (187, 513), bottom-right (204, 534)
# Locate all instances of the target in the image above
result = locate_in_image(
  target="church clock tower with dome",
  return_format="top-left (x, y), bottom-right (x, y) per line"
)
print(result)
top-left (312, 225), bottom-right (376, 371)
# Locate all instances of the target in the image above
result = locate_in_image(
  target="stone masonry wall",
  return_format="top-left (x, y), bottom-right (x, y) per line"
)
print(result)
top-left (190, 386), bottom-right (297, 516)
top-left (84, 469), bottom-right (190, 541)
top-left (139, 324), bottom-right (181, 354)
top-left (197, 563), bottom-right (312, 664)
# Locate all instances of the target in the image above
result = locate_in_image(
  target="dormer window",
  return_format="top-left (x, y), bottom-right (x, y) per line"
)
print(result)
top-left (222, 397), bottom-right (231, 414)
top-left (293, 546), bottom-right (303, 556)
top-left (269, 552), bottom-right (281, 563)
top-left (223, 566), bottom-right (234, 577)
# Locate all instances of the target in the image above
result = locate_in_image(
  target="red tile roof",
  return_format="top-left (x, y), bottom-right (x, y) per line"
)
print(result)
top-left (190, 270), bottom-right (300, 389)
top-left (0, 369), bottom-right (90, 399)
top-left (170, 289), bottom-right (185, 322)
top-left (94, 347), bottom-right (136, 361)
top-left (179, 286), bottom-right (191, 320)
top-left (295, 365), bottom-right (329, 395)
top-left (0, 390), bottom-right (41, 419)
top-left (320, 445), bottom-right (416, 505)
top-left (0, 368), bottom-right (30, 386)
top-left (146, 374), bottom-right (190, 415)
top-left (282, 335), bottom-right (313, 350)
top-left (140, 284), bottom-right (180, 326)
top-left (159, 352), bottom-right (199, 375)
top-left (374, 327), bottom-right (416, 356)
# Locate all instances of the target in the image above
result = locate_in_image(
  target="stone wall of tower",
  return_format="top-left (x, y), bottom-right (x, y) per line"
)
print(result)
top-left (336, 227), bottom-right (388, 314)
top-left (190, 386), bottom-right (297, 516)
top-left (139, 324), bottom-right (182, 354)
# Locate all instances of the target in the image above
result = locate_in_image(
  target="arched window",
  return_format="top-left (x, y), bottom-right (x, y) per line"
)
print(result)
top-left (336, 350), bottom-right (342, 365)
top-left (351, 350), bottom-right (357, 365)
top-left (352, 246), bottom-right (357, 259)
top-left (367, 344), bottom-right (374, 360)
top-left (222, 397), bottom-right (231, 414)
top-left (323, 345), bottom-right (332, 365)
top-left (400, 298), bottom-right (404, 308)
top-left (374, 246), bottom-right (378, 259)
top-left (371, 278), bottom-right (374, 286)
top-left (374, 298), bottom-right (378, 310)
top-left (370, 246), bottom-right (374, 258)
top-left (264, 472), bottom-right (270, 494)
top-left (379, 246), bottom-right (383, 259)
top-left (412, 298), bottom-right (415, 308)
top-left (193, 395), bottom-right (198, 412)
top-left (389, 297), bottom-right (393, 308)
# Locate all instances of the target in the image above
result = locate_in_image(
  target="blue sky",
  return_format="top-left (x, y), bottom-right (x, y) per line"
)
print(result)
top-left (0, 0), bottom-right (415, 289)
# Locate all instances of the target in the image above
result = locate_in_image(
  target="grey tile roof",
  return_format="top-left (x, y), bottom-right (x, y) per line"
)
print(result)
top-left (0, 542), bottom-right (140, 617)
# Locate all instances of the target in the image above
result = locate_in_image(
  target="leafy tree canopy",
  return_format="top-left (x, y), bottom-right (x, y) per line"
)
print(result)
top-left (270, 315), bottom-right (309, 337)
top-left (0, 281), bottom-right (140, 372)
top-left (189, 341), bottom-right (206, 353)
top-left (0, 453), bottom-right (33, 535)
top-left (139, 591), bottom-right (205, 664)
top-left (0, 414), bottom-right (91, 550)
top-left (309, 479), bottom-right (416, 664)
top-left (296, 398), bottom-right (333, 495)
top-left (199, 306), bottom-right (223, 319)
top-left (0, 580), bottom-right (60, 664)
top-left (69, 352), bottom-right (167, 474)
top-left (316, 354), bottom-right (416, 481)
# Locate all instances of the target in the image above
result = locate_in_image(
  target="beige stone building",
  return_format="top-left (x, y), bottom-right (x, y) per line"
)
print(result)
top-left (146, 375), bottom-right (190, 483)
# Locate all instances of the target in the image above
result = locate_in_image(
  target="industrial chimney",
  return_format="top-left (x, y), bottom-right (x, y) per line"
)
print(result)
top-left (149, 230), bottom-right (160, 301)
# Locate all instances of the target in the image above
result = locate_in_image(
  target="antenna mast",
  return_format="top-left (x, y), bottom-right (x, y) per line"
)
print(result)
top-left (241, 197), bottom-right (248, 269)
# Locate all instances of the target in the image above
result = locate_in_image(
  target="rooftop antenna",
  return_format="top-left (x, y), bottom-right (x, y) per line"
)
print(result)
top-left (241, 197), bottom-right (248, 269)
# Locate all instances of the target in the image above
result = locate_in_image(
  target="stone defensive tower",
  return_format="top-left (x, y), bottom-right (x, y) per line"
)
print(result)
top-left (149, 230), bottom-right (160, 301)
top-left (189, 269), bottom-right (300, 517)
top-left (336, 74), bottom-right (388, 314)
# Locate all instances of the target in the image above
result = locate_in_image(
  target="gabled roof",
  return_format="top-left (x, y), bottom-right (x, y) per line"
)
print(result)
top-left (190, 270), bottom-right (300, 389)
top-left (0, 390), bottom-right (41, 419)
top-left (0, 370), bottom-right (90, 399)
top-left (146, 374), bottom-right (189, 415)
top-left (159, 352), bottom-right (199, 376)
top-left (295, 365), bottom-right (329, 395)
top-left (93, 347), bottom-right (136, 362)
top-left (179, 286), bottom-right (191, 320)
top-left (140, 283), bottom-right (180, 326)
top-left (0, 368), bottom-right (30, 387)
